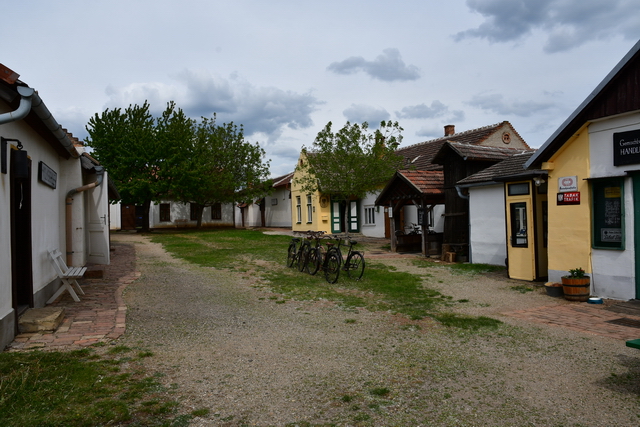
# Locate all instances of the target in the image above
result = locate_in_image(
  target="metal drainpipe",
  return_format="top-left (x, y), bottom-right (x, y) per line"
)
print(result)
top-left (455, 185), bottom-right (471, 263)
top-left (65, 166), bottom-right (105, 266)
top-left (0, 86), bottom-right (34, 124)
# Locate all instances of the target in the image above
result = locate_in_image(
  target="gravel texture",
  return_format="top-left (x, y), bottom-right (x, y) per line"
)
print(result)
top-left (114, 232), bottom-right (640, 426)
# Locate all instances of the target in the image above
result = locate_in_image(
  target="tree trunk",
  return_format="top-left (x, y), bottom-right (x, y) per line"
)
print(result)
top-left (196, 204), bottom-right (205, 229)
top-left (140, 200), bottom-right (151, 232)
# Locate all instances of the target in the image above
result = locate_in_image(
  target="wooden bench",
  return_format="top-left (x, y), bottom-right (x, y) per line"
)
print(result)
top-left (626, 339), bottom-right (640, 350)
top-left (46, 249), bottom-right (86, 304)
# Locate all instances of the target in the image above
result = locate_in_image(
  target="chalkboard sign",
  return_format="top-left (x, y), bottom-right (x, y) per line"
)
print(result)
top-left (592, 178), bottom-right (623, 249)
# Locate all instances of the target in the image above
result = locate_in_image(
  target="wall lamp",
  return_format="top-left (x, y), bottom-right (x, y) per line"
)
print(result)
top-left (533, 176), bottom-right (546, 187)
top-left (1, 137), bottom-right (28, 177)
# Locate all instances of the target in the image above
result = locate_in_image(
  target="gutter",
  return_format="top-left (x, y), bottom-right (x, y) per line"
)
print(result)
top-left (0, 84), bottom-right (79, 159)
top-left (65, 166), bottom-right (105, 265)
top-left (455, 185), bottom-right (469, 200)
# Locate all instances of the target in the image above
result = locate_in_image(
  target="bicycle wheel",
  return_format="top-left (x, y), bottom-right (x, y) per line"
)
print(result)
top-left (324, 251), bottom-right (341, 284)
top-left (307, 247), bottom-right (322, 275)
top-left (286, 243), bottom-right (297, 268)
top-left (346, 252), bottom-right (365, 280)
top-left (297, 244), bottom-right (310, 272)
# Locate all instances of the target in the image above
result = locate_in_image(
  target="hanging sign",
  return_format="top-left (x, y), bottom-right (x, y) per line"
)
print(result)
top-left (38, 161), bottom-right (57, 189)
top-left (613, 129), bottom-right (640, 166)
top-left (557, 191), bottom-right (580, 205)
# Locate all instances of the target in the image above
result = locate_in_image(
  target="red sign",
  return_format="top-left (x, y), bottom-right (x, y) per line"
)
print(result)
top-left (557, 192), bottom-right (580, 205)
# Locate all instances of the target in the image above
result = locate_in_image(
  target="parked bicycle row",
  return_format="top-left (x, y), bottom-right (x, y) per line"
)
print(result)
top-left (286, 230), bottom-right (365, 284)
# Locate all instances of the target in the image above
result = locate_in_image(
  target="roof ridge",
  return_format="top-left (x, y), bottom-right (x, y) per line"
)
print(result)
top-left (397, 121), bottom-right (506, 151)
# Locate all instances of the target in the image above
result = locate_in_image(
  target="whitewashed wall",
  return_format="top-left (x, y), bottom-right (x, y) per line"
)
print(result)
top-left (264, 187), bottom-right (291, 227)
top-left (468, 184), bottom-right (507, 266)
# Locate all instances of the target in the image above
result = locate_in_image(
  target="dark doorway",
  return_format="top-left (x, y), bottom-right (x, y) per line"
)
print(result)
top-left (10, 150), bottom-right (33, 324)
top-left (121, 204), bottom-right (136, 230)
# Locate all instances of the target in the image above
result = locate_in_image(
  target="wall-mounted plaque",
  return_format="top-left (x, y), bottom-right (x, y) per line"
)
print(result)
top-left (38, 161), bottom-right (57, 189)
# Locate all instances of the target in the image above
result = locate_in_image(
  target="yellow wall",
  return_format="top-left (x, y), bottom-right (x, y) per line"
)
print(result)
top-left (544, 127), bottom-right (592, 274)
top-left (290, 156), bottom-right (332, 234)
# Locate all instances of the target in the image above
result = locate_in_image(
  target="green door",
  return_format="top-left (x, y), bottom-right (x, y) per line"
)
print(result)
top-left (633, 175), bottom-right (640, 299)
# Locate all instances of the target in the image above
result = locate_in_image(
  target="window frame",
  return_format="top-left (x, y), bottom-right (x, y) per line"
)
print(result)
top-left (591, 177), bottom-right (625, 250)
top-left (159, 203), bottom-right (171, 222)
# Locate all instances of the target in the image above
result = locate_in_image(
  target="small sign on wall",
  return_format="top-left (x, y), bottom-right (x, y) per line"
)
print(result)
top-left (558, 176), bottom-right (578, 192)
top-left (38, 161), bottom-right (57, 189)
top-left (557, 191), bottom-right (580, 205)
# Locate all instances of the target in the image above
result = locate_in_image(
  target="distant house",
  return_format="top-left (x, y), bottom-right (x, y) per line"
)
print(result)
top-left (381, 122), bottom-right (531, 256)
top-left (0, 64), bottom-right (114, 349)
top-left (110, 201), bottom-right (234, 230)
top-left (524, 39), bottom-right (640, 299)
top-left (235, 172), bottom-right (293, 228)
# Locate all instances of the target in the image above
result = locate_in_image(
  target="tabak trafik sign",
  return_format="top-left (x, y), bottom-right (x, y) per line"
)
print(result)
top-left (613, 129), bottom-right (640, 166)
top-left (557, 175), bottom-right (580, 205)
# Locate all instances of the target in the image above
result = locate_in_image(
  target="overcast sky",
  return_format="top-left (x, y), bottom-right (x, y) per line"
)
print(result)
top-left (3, 0), bottom-right (640, 177)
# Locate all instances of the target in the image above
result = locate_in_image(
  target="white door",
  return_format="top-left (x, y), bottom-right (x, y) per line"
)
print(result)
top-left (86, 171), bottom-right (110, 264)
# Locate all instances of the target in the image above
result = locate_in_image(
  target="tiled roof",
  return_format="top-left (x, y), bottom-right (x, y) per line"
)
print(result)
top-left (436, 142), bottom-right (532, 164)
top-left (395, 121), bottom-right (528, 170)
top-left (399, 170), bottom-right (444, 194)
top-left (457, 152), bottom-right (539, 185)
top-left (272, 172), bottom-right (294, 188)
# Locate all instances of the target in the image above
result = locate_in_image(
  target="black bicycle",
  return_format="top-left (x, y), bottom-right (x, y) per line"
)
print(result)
top-left (304, 231), bottom-right (326, 275)
top-left (286, 233), bottom-right (303, 268)
top-left (323, 234), bottom-right (365, 283)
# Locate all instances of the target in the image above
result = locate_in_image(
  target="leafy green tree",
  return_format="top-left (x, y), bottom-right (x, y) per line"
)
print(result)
top-left (86, 102), bottom-right (162, 232)
top-left (170, 115), bottom-right (272, 228)
top-left (295, 120), bottom-right (404, 204)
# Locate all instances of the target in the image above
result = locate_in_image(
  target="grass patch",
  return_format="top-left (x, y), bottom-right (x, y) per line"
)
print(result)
top-left (413, 258), bottom-right (505, 275)
top-left (430, 312), bottom-right (503, 330)
top-left (510, 285), bottom-right (534, 294)
top-left (0, 348), bottom-right (187, 426)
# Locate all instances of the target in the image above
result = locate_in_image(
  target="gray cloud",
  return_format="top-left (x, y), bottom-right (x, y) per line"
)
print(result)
top-left (395, 101), bottom-right (465, 122)
top-left (342, 104), bottom-right (391, 125)
top-left (327, 48), bottom-right (421, 81)
top-left (455, 0), bottom-right (640, 52)
top-left (104, 69), bottom-right (322, 139)
top-left (467, 93), bottom-right (554, 117)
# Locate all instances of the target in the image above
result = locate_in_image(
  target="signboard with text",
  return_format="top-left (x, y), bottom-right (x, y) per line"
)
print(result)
top-left (557, 191), bottom-right (580, 205)
top-left (613, 129), bottom-right (640, 166)
top-left (38, 161), bottom-right (57, 189)
top-left (558, 176), bottom-right (578, 192)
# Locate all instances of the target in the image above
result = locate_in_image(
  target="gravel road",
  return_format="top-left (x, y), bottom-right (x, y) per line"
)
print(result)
top-left (114, 232), bottom-right (640, 426)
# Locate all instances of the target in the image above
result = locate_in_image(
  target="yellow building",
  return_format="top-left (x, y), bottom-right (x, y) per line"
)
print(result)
top-left (525, 40), bottom-right (640, 300)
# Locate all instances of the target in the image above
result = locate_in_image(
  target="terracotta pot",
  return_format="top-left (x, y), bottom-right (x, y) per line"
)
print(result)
top-left (561, 277), bottom-right (590, 301)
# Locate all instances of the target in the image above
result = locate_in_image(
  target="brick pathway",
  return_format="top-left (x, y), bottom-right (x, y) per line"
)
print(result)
top-left (503, 303), bottom-right (640, 341)
top-left (8, 241), bottom-right (140, 351)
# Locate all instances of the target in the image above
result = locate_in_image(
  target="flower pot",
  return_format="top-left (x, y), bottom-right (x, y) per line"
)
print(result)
top-left (545, 283), bottom-right (564, 297)
top-left (561, 277), bottom-right (590, 302)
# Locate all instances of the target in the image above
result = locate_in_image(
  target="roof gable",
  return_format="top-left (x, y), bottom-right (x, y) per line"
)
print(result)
top-left (526, 40), bottom-right (640, 169)
top-left (458, 152), bottom-right (542, 185)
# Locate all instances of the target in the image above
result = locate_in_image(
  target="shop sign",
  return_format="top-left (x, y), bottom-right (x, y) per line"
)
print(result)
top-left (613, 129), bottom-right (640, 166)
top-left (557, 191), bottom-right (580, 205)
top-left (558, 176), bottom-right (578, 192)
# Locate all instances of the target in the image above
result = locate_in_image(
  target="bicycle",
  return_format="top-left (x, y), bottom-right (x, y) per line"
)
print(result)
top-left (323, 234), bottom-right (365, 283)
top-left (286, 233), bottom-right (304, 268)
top-left (304, 231), bottom-right (326, 275)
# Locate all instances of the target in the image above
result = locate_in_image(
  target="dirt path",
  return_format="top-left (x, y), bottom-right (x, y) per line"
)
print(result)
top-left (114, 233), bottom-right (640, 426)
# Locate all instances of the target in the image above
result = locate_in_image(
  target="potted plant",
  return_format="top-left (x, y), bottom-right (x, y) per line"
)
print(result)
top-left (561, 267), bottom-right (590, 301)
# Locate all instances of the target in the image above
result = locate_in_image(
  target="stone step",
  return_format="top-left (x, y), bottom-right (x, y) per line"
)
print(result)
top-left (18, 307), bottom-right (65, 333)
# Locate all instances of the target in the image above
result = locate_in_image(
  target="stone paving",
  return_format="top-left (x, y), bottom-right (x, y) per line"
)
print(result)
top-left (7, 231), bottom-right (640, 351)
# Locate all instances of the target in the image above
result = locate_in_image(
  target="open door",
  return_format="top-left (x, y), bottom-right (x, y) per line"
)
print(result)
top-left (86, 171), bottom-right (110, 264)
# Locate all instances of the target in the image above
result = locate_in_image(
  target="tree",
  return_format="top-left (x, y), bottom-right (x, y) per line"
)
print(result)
top-left (86, 102), bottom-right (163, 232)
top-left (295, 120), bottom-right (404, 201)
top-left (170, 115), bottom-right (272, 228)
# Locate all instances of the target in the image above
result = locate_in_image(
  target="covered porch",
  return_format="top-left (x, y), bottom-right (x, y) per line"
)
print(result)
top-left (376, 170), bottom-right (445, 256)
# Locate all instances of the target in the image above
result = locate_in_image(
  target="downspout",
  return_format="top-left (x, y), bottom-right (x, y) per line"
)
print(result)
top-left (66, 166), bottom-right (105, 265)
top-left (0, 86), bottom-right (34, 124)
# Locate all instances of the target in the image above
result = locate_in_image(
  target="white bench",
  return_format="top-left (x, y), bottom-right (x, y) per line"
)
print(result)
top-left (46, 249), bottom-right (87, 304)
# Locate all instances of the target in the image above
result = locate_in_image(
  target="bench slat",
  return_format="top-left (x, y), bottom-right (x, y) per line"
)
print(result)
top-left (626, 339), bottom-right (640, 350)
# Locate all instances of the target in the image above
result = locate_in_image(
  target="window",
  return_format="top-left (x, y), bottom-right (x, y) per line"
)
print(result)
top-left (364, 206), bottom-right (376, 225)
top-left (159, 203), bottom-right (171, 222)
top-left (296, 196), bottom-right (302, 223)
top-left (510, 202), bottom-right (528, 247)
top-left (306, 195), bottom-right (313, 223)
top-left (508, 182), bottom-right (530, 196)
top-left (211, 202), bottom-right (222, 220)
top-left (190, 203), bottom-right (199, 221)
top-left (592, 178), bottom-right (624, 250)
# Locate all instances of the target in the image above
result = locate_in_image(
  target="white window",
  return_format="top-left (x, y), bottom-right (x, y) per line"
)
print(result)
top-left (364, 206), bottom-right (376, 225)
top-left (306, 195), bottom-right (313, 223)
top-left (296, 196), bottom-right (302, 223)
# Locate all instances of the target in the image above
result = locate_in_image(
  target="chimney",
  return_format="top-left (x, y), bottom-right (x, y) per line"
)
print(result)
top-left (444, 125), bottom-right (455, 136)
